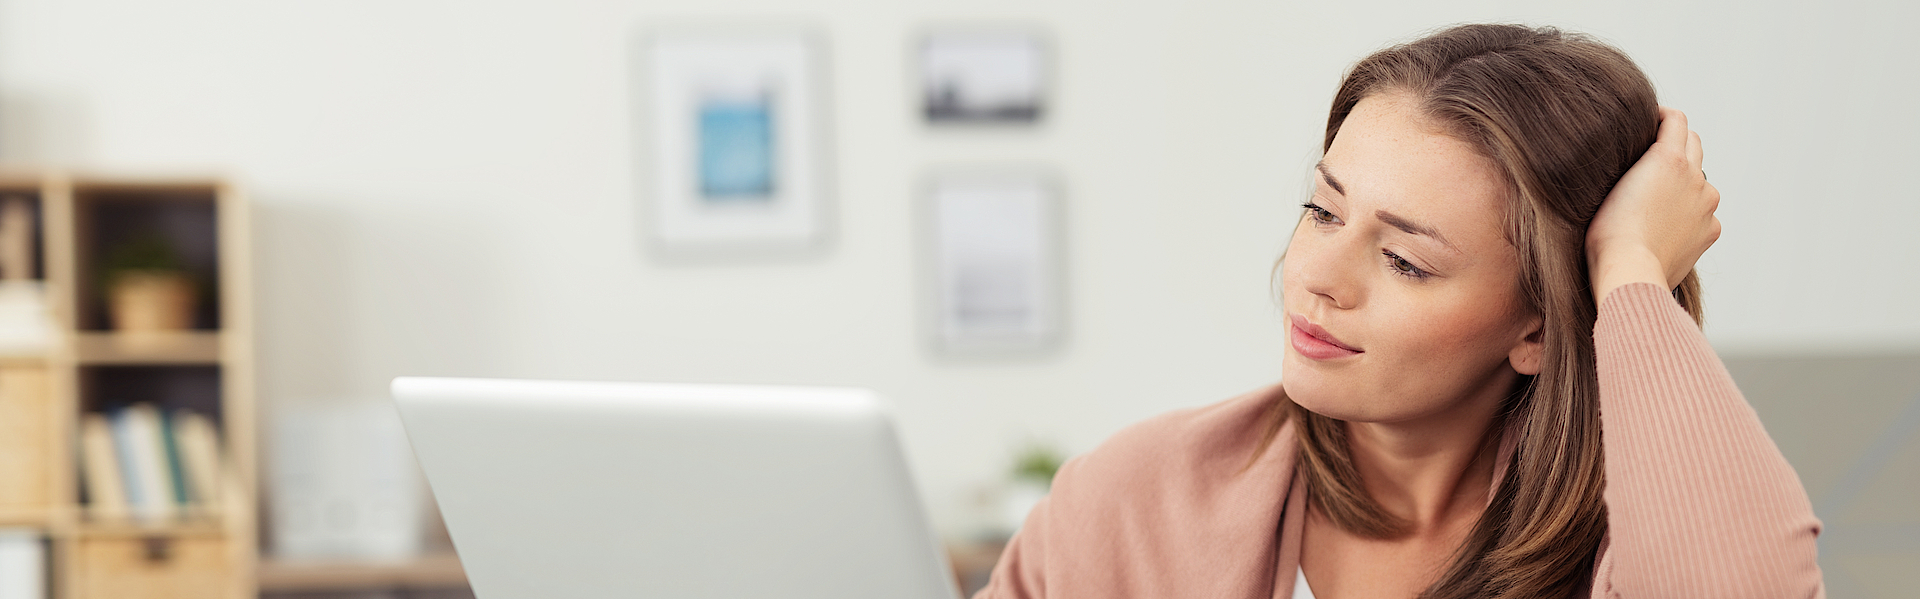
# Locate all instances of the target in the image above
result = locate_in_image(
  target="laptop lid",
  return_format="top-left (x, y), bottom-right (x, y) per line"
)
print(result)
top-left (391, 377), bottom-right (960, 599)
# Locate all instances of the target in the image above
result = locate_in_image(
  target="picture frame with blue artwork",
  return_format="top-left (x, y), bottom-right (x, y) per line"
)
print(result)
top-left (640, 27), bottom-right (830, 257)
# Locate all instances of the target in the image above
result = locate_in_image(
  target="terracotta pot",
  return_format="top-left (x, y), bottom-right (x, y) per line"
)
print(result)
top-left (108, 270), bottom-right (195, 332)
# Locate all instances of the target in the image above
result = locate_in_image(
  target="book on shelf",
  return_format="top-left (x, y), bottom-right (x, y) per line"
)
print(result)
top-left (79, 415), bottom-right (128, 520)
top-left (160, 409), bottom-right (190, 509)
top-left (114, 404), bottom-right (177, 523)
top-left (174, 411), bottom-right (224, 514)
top-left (82, 404), bottom-right (226, 523)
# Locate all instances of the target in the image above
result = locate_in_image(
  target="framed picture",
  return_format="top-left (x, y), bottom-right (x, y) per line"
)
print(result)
top-left (919, 29), bottom-right (1048, 126)
top-left (922, 170), bottom-right (1064, 353)
top-left (641, 29), bottom-right (830, 256)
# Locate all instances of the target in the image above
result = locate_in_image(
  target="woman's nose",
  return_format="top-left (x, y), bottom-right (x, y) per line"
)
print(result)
top-left (1284, 227), bottom-right (1364, 310)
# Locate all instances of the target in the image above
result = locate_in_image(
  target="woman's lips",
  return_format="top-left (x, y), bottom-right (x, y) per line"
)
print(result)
top-left (1290, 314), bottom-right (1362, 360)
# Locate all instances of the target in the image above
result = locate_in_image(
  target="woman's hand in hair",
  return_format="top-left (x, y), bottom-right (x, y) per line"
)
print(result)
top-left (1585, 106), bottom-right (1722, 303)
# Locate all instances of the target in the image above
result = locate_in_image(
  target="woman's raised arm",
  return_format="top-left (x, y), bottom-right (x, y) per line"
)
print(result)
top-left (1587, 110), bottom-right (1823, 597)
top-left (1591, 283), bottom-right (1824, 598)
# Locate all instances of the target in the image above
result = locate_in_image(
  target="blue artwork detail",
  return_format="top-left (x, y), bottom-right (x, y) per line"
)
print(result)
top-left (696, 98), bottom-right (776, 201)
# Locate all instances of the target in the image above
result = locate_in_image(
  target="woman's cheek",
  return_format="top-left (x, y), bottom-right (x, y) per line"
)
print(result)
top-left (1279, 224), bottom-right (1311, 293)
top-left (1421, 297), bottom-right (1525, 361)
top-left (1376, 290), bottom-right (1491, 350)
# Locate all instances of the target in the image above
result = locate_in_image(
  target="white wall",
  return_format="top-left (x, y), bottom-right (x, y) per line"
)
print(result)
top-left (1, 0), bottom-right (1915, 541)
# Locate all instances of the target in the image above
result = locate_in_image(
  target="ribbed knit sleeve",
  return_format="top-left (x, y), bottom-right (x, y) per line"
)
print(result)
top-left (1592, 282), bottom-right (1824, 599)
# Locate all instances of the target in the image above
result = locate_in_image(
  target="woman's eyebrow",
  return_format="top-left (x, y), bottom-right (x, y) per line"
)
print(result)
top-left (1375, 210), bottom-right (1460, 252)
top-left (1315, 161), bottom-right (1346, 195)
top-left (1317, 161), bottom-right (1460, 253)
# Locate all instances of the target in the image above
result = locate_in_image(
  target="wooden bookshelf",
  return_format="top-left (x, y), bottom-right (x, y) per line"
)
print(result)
top-left (0, 172), bottom-right (255, 599)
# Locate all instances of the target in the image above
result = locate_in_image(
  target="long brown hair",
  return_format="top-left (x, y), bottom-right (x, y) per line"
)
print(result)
top-left (1274, 24), bottom-right (1704, 598)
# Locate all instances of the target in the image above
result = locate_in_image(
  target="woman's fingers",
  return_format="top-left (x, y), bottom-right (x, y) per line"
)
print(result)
top-left (1657, 107), bottom-right (1690, 153)
top-left (1587, 106), bottom-right (1722, 300)
top-left (1688, 130), bottom-right (1704, 170)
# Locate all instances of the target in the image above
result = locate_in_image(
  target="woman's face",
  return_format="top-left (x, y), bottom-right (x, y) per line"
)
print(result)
top-left (1281, 92), bottom-right (1542, 424)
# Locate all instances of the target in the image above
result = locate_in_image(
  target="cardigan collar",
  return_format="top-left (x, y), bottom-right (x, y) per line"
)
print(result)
top-left (1268, 414), bottom-right (1522, 599)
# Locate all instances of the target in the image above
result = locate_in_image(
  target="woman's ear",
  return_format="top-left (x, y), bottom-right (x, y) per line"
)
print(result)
top-left (1509, 316), bottom-right (1545, 376)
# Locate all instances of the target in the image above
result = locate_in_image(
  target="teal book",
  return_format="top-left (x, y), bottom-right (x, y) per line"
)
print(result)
top-left (159, 409), bottom-right (190, 509)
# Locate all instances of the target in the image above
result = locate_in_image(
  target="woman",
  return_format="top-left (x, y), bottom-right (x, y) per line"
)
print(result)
top-left (975, 24), bottom-right (1823, 599)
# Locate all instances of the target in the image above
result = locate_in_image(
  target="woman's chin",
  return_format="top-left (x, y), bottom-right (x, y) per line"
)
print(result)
top-left (1285, 380), bottom-right (1462, 426)
top-left (1282, 379), bottom-right (1366, 421)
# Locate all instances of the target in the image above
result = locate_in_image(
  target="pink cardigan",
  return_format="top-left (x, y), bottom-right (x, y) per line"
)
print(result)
top-left (975, 283), bottom-right (1825, 598)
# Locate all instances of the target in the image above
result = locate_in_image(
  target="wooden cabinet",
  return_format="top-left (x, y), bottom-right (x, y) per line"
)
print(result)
top-left (0, 172), bottom-right (254, 599)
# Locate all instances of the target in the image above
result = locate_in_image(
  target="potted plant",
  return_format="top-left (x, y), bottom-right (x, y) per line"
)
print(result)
top-left (99, 233), bottom-right (195, 335)
top-left (1003, 442), bottom-right (1063, 532)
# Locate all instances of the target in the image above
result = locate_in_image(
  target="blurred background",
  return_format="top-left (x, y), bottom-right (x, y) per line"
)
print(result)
top-left (0, 0), bottom-right (1912, 597)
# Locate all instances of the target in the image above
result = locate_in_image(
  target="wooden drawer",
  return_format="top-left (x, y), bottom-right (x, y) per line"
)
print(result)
top-left (72, 535), bottom-right (238, 599)
top-left (0, 366), bottom-right (51, 509)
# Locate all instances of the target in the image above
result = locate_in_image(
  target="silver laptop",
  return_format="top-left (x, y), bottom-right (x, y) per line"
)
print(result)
top-left (391, 377), bottom-right (960, 599)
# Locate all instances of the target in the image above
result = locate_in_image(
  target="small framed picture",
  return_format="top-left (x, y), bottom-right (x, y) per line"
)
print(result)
top-left (922, 170), bottom-right (1064, 353)
top-left (640, 29), bottom-right (830, 256)
top-left (919, 29), bottom-right (1048, 126)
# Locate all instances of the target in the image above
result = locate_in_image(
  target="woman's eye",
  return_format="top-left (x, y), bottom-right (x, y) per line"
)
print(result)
top-left (1302, 203), bottom-right (1340, 225)
top-left (1383, 250), bottom-right (1430, 279)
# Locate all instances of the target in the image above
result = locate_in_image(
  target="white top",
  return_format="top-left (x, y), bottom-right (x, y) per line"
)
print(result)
top-left (1294, 566), bottom-right (1316, 599)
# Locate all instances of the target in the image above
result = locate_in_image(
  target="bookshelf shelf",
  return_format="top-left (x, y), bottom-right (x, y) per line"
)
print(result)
top-left (71, 331), bottom-right (221, 364)
top-left (0, 507), bottom-right (53, 527)
top-left (74, 520), bottom-right (229, 539)
top-left (255, 554), bottom-right (469, 592)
